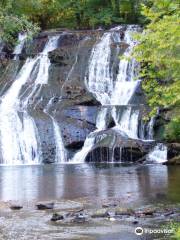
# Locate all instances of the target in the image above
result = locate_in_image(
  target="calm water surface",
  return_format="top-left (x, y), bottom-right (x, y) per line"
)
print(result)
top-left (0, 163), bottom-right (179, 205)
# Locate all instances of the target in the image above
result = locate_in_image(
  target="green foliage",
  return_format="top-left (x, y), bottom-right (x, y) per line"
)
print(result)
top-left (166, 222), bottom-right (180, 240)
top-left (133, 0), bottom-right (180, 141)
top-left (165, 116), bottom-right (180, 142)
top-left (0, 0), bottom-right (39, 47)
top-left (1, 0), bottom-right (148, 33)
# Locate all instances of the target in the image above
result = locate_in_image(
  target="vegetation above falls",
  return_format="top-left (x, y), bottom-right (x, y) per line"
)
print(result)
top-left (0, 0), bottom-right (179, 142)
top-left (0, 0), bottom-right (149, 45)
top-left (133, 0), bottom-right (180, 141)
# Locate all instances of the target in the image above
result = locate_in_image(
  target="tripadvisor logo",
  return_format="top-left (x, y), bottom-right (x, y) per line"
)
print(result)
top-left (135, 227), bottom-right (144, 236)
top-left (135, 226), bottom-right (174, 236)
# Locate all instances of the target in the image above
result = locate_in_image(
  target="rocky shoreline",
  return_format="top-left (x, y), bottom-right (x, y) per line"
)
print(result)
top-left (0, 198), bottom-right (179, 240)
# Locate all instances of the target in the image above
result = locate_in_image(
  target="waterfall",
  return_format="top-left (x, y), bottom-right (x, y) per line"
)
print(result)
top-left (147, 143), bottom-right (167, 163)
top-left (71, 108), bottom-right (108, 163)
top-left (147, 117), bottom-right (155, 140)
top-left (0, 27), bottom-right (168, 165)
top-left (71, 26), bottom-right (141, 163)
top-left (85, 32), bottom-right (113, 105)
top-left (0, 35), bottom-right (60, 164)
top-left (52, 120), bottom-right (66, 163)
top-left (0, 59), bottom-right (39, 164)
top-left (13, 33), bottom-right (27, 59)
top-left (44, 96), bottom-right (67, 163)
top-left (112, 106), bottom-right (139, 139)
top-left (111, 27), bottom-right (140, 105)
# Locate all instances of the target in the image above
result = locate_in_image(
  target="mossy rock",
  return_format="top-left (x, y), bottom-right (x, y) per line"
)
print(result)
top-left (164, 155), bottom-right (180, 165)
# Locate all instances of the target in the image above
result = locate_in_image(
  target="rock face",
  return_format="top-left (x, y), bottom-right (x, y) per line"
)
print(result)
top-left (0, 26), bottom-right (168, 164)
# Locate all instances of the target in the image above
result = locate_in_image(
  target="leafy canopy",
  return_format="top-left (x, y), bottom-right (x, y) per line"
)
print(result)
top-left (133, 0), bottom-right (180, 140)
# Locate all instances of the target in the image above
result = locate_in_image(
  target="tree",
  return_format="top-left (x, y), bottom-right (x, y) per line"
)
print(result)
top-left (133, 0), bottom-right (180, 140)
top-left (0, 0), bottom-right (39, 47)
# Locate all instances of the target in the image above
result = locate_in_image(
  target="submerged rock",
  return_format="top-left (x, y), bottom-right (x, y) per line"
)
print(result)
top-left (72, 213), bottom-right (87, 223)
top-left (115, 208), bottom-right (135, 216)
top-left (10, 205), bottom-right (23, 210)
top-left (91, 209), bottom-right (110, 218)
top-left (51, 213), bottom-right (64, 222)
top-left (36, 202), bottom-right (54, 210)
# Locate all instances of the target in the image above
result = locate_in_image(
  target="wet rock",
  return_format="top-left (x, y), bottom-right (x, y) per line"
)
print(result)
top-left (164, 155), bottom-right (180, 165)
top-left (10, 205), bottom-right (23, 210)
top-left (167, 143), bottom-right (180, 160)
top-left (164, 211), bottom-right (174, 217)
top-left (66, 208), bottom-right (84, 217)
top-left (85, 128), bottom-right (155, 162)
top-left (133, 220), bottom-right (139, 224)
top-left (72, 213), bottom-right (87, 223)
top-left (91, 209), bottom-right (110, 218)
top-left (66, 141), bottom-right (84, 150)
top-left (135, 209), bottom-right (155, 217)
top-left (115, 208), bottom-right (135, 216)
top-left (143, 209), bottom-right (155, 216)
top-left (51, 213), bottom-right (64, 222)
top-left (102, 203), bottom-right (117, 208)
top-left (36, 202), bottom-right (54, 210)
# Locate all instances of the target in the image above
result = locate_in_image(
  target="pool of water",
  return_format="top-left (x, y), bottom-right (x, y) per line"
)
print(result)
top-left (0, 163), bottom-right (179, 206)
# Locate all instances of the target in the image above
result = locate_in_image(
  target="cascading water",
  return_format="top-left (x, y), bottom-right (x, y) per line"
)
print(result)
top-left (13, 33), bottom-right (27, 59)
top-left (72, 26), bottom-right (141, 162)
top-left (72, 25), bottom-right (167, 163)
top-left (147, 143), bottom-right (167, 163)
top-left (0, 26), bottom-right (167, 165)
top-left (71, 107), bottom-right (108, 163)
top-left (111, 27), bottom-right (140, 106)
top-left (85, 32), bottom-right (113, 105)
top-left (0, 35), bottom-right (60, 164)
top-left (0, 59), bottom-right (39, 164)
top-left (112, 106), bottom-right (139, 139)
top-left (44, 96), bottom-right (67, 163)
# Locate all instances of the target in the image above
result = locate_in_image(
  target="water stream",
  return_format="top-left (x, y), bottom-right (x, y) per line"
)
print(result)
top-left (0, 26), bottom-right (168, 164)
top-left (0, 35), bottom-right (61, 164)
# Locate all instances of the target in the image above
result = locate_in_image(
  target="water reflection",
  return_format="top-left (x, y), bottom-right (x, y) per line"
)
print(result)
top-left (0, 164), bottom-right (179, 205)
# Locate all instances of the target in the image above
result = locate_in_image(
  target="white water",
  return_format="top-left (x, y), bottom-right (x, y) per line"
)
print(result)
top-left (72, 26), bottom-right (140, 162)
top-left (147, 143), bottom-right (167, 163)
top-left (85, 33), bottom-right (113, 105)
top-left (53, 120), bottom-right (67, 163)
top-left (112, 107), bottom-right (139, 139)
top-left (21, 35), bottom-right (60, 108)
top-left (0, 59), bottom-right (39, 164)
top-left (13, 33), bottom-right (27, 58)
top-left (0, 35), bottom-right (60, 164)
top-left (111, 27), bottom-right (140, 105)
top-left (0, 27), bottom-right (167, 164)
top-left (147, 117), bottom-right (155, 140)
top-left (71, 108), bottom-right (108, 163)
top-left (70, 26), bottom-right (167, 163)
top-left (44, 96), bottom-right (67, 163)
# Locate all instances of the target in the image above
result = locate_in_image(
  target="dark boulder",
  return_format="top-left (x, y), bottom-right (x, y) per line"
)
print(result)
top-left (51, 213), bottom-right (64, 221)
top-left (163, 155), bottom-right (180, 165)
top-left (36, 202), bottom-right (54, 210)
top-left (10, 205), bottom-right (23, 210)
top-left (85, 129), bottom-right (155, 162)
